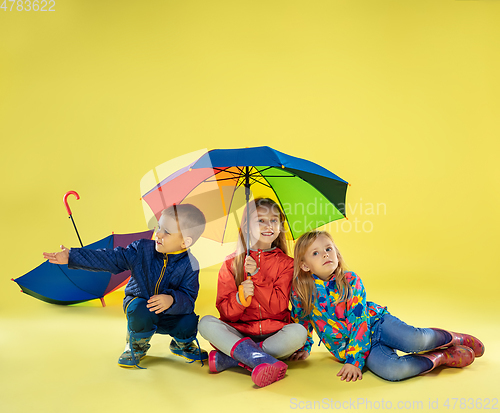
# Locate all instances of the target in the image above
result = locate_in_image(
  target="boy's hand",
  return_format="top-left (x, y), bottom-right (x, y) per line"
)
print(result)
top-left (43, 245), bottom-right (69, 265)
top-left (147, 294), bottom-right (174, 314)
top-left (288, 350), bottom-right (310, 361)
top-left (337, 364), bottom-right (362, 382)
top-left (244, 256), bottom-right (257, 274)
top-left (240, 279), bottom-right (254, 299)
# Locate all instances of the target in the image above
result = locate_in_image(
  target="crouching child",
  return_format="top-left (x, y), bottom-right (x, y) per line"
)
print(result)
top-left (43, 204), bottom-right (208, 368)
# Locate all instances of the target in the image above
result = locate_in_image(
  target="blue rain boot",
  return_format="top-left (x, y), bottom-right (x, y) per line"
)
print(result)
top-left (208, 350), bottom-right (251, 373)
top-left (118, 330), bottom-right (154, 368)
top-left (170, 337), bottom-right (208, 364)
top-left (231, 337), bottom-right (287, 387)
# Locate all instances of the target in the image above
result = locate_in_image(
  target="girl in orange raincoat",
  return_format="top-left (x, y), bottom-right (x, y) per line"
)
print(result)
top-left (198, 198), bottom-right (307, 387)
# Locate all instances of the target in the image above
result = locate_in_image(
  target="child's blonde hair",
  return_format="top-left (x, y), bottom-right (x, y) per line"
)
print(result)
top-left (233, 198), bottom-right (288, 287)
top-left (292, 230), bottom-right (350, 317)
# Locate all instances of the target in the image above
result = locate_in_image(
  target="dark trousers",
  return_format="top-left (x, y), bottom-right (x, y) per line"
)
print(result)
top-left (126, 298), bottom-right (198, 342)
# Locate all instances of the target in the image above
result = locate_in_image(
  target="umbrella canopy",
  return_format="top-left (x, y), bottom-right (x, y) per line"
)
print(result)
top-left (13, 230), bottom-right (154, 306)
top-left (141, 146), bottom-right (348, 242)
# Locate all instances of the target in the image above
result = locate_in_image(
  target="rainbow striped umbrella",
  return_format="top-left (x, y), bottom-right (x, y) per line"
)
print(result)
top-left (141, 146), bottom-right (348, 243)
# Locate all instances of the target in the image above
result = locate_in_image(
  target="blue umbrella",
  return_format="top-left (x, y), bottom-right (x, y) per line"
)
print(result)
top-left (13, 231), bottom-right (154, 306)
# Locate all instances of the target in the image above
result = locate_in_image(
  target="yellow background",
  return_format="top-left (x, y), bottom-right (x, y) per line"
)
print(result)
top-left (1, 1), bottom-right (499, 412)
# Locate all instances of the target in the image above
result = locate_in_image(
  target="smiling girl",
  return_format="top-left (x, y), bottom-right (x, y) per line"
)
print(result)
top-left (198, 198), bottom-right (307, 387)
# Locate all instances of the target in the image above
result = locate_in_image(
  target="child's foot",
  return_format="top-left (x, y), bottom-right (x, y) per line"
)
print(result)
top-left (169, 339), bottom-right (208, 363)
top-left (118, 347), bottom-right (147, 368)
top-left (118, 336), bottom-right (152, 368)
top-left (251, 361), bottom-right (288, 387)
top-left (418, 345), bottom-right (475, 374)
top-left (209, 350), bottom-right (250, 373)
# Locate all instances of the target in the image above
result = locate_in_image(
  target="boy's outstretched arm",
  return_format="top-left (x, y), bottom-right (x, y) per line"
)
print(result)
top-left (43, 245), bottom-right (70, 265)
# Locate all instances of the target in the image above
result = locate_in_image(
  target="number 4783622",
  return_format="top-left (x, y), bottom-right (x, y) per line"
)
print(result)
top-left (1, 0), bottom-right (56, 11)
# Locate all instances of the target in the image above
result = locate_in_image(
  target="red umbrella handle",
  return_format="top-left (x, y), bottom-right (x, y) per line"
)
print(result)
top-left (63, 191), bottom-right (80, 215)
top-left (63, 191), bottom-right (84, 247)
top-left (238, 275), bottom-right (252, 307)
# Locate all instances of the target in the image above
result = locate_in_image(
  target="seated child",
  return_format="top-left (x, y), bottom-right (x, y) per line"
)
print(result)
top-left (199, 198), bottom-right (307, 388)
top-left (290, 230), bottom-right (484, 382)
top-left (43, 204), bottom-right (208, 368)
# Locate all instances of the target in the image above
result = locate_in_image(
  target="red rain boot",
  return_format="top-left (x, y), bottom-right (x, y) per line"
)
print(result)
top-left (431, 328), bottom-right (485, 357)
top-left (418, 345), bottom-right (475, 375)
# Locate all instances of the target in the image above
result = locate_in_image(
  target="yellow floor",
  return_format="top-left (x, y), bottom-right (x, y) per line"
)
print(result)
top-left (2, 266), bottom-right (498, 413)
top-left (1, 1), bottom-right (499, 411)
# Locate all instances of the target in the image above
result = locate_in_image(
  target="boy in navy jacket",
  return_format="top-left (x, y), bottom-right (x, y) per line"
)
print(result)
top-left (44, 204), bottom-right (208, 368)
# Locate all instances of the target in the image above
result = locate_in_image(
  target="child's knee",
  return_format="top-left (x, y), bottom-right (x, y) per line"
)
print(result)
top-left (181, 312), bottom-right (199, 332)
top-left (126, 298), bottom-right (148, 316)
top-left (283, 323), bottom-right (308, 348)
top-left (368, 359), bottom-right (408, 382)
top-left (198, 314), bottom-right (218, 335)
top-left (398, 328), bottom-right (438, 353)
top-left (297, 323), bottom-right (308, 344)
top-left (367, 353), bottom-right (420, 382)
top-left (291, 323), bottom-right (308, 346)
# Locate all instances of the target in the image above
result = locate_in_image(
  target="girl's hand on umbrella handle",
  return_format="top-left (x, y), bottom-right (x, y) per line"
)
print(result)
top-left (43, 245), bottom-right (69, 265)
top-left (240, 279), bottom-right (254, 299)
top-left (238, 278), bottom-right (253, 307)
top-left (244, 256), bottom-right (257, 274)
top-left (147, 294), bottom-right (173, 314)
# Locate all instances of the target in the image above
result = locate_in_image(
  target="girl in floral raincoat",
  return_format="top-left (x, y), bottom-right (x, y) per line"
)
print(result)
top-left (290, 230), bottom-right (484, 382)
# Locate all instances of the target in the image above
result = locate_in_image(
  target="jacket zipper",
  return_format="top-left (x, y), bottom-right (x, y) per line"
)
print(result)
top-left (256, 249), bottom-right (263, 335)
top-left (258, 304), bottom-right (262, 335)
top-left (155, 254), bottom-right (168, 295)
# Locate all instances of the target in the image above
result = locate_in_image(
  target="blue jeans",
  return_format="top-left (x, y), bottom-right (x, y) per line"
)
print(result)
top-left (366, 314), bottom-right (449, 381)
top-left (126, 298), bottom-right (199, 342)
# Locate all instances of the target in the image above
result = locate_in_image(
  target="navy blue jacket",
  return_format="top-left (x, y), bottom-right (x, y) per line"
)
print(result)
top-left (68, 239), bottom-right (200, 315)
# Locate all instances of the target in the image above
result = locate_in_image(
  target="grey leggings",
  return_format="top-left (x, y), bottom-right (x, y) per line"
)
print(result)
top-left (198, 315), bottom-right (307, 359)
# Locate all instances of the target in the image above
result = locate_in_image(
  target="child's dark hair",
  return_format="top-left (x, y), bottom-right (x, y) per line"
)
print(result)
top-left (162, 204), bottom-right (206, 243)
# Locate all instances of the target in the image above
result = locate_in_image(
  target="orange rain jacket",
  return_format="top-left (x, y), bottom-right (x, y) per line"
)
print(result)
top-left (216, 247), bottom-right (294, 337)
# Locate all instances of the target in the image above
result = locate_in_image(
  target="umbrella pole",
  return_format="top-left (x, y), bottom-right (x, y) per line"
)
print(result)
top-left (69, 215), bottom-right (84, 248)
top-left (245, 166), bottom-right (250, 258)
top-left (238, 166), bottom-right (253, 307)
top-left (99, 297), bottom-right (106, 307)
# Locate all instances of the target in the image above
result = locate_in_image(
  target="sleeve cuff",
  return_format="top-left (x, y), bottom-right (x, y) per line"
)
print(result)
top-left (345, 356), bottom-right (366, 370)
top-left (302, 340), bottom-right (313, 353)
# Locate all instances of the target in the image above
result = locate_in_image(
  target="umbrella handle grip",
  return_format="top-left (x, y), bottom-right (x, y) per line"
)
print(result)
top-left (238, 285), bottom-right (252, 307)
top-left (238, 274), bottom-right (253, 307)
top-left (63, 191), bottom-right (80, 215)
